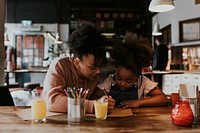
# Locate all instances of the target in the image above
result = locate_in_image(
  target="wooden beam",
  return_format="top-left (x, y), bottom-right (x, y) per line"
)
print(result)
top-left (0, 0), bottom-right (5, 85)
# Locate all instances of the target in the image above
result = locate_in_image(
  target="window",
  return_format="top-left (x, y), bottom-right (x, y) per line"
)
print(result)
top-left (15, 34), bottom-right (44, 69)
top-left (180, 18), bottom-right (200, 42)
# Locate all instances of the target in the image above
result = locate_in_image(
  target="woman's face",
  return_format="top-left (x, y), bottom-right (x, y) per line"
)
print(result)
top-left (74, 54), bottom-right (101, 80)
top-left (115, 66), bottom-right (138, 90)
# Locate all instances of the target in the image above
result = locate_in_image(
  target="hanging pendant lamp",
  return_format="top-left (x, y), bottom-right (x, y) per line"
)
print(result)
top-left (152, 15), bottom-right (162, 36)
top-left (149, 0), bottom-right (175, 12)
top-left (4, 33), bottom-right (9, 42)
top-left (4, 33), bottom-right (10, 46)
top-left (152, 22), bottom-right (162, 36)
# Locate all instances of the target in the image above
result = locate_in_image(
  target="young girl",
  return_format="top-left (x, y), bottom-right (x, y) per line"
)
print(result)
top-left (98, 39), bottom-right (168, 108)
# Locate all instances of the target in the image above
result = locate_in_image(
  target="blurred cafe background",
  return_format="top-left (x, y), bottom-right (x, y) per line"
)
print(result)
top-left (1, 0), bottom-right (200, 104)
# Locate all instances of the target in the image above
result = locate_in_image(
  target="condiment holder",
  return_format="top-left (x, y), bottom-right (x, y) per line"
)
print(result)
top-left (179, 84), bottom-right (199, 128)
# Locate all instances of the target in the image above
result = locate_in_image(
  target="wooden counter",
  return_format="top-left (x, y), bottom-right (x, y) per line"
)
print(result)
top-left (0, 106), bottom-right (199, 132)
top-left (5, 69), bottom-right (48, 87)
top-left (5, 69), bottom-right (48, 73)
top-left (142, 70), bottom-right (189, 90)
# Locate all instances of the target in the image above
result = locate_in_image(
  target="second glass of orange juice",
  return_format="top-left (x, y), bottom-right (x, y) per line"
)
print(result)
top-left (94, 98), bottom-right (108, 120)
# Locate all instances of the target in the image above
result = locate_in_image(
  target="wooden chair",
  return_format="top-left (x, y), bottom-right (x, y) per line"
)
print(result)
top-left (0, 85), bottom-right (15, 106)
top-left (24, 82), bottom-right (40, 91)
top-left (170, 93), bottom-right (180, 106)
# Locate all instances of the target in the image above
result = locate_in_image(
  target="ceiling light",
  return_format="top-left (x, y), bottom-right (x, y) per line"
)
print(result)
top-left (152, 22), bottom-right (162, 36)
top-left (152, 15), bottom-right (162, 36)
top-left (4, 33), bottom-right (10, 46)
top-left (4, 33), bottom-right (9, 42)
top-left (149, 0), bottom-right (175, 12)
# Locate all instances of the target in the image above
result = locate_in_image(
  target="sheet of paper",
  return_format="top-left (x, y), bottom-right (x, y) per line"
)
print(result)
top-left (109, 108), bottom-right (133, 117)
top-left (14, 108), bottom-right (63, 121)
top-left (86, 108), bottom-right (133, 118)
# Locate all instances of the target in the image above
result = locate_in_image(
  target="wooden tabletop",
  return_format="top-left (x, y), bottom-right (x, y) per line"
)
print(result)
top-left (0, 106), bottom-right (199, 132)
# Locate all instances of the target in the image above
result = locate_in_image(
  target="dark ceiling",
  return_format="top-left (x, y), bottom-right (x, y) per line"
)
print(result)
top-left (8, 0), bottom-right (152, 13)
top-left (68, 0), bottom-right (153, 36)
top-left (7, 0), bottom-right (153, 22)
top-left (7, 0), bottom-right (153, 36)
top-left (69, 0), bottom-right (152, 13)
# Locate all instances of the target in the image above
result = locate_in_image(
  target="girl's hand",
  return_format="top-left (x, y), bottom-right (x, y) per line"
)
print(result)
top-left (119, 100), bottom-right (140, 108)
top-left (101, 95), bottom-right (116, 113)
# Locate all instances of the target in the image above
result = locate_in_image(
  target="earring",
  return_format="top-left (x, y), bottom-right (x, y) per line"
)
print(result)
top-left (73, 58), bottom-right (80, 69)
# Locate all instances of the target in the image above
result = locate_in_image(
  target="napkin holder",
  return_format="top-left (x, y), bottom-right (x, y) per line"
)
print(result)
top-left (179, 84), bottom-right (199, 128)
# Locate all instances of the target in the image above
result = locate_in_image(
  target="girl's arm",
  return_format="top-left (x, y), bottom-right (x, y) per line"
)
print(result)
top-left (119, 86), bottom-right (168, 108)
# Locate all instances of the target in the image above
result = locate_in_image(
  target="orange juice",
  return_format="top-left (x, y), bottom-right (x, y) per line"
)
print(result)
top-left (31, 98), bottom-right (46, 122)
top-left (94, 100), bottom-right (108, 120)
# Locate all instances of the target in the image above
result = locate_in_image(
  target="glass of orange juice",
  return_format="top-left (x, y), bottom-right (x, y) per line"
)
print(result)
top-left (31, 90), bottom-right (46, 123)
top-left (94, 97), bottom-right (108, 120)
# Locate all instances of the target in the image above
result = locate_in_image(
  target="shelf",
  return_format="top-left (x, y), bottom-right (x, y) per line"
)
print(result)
top-left (18, 26), bottom-right (42, 32)
top-left (69, 8), bottom-right (143, 39)
top-left (172, 41), bottom-right (200, 47)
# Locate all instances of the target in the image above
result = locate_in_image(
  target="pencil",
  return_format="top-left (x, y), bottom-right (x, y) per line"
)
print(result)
top-left (83, 89), bottom-right (89, 99)
top-left (73, 87), bottom-right (79, 98)
top-left (64, 88), bottom-right (69, 96)
top-left (69, 87), bottom-right (76, 99)
top-left (102, 88), bottom-right (109, 98)
top-left (79, 87), bottom-right (83, 98)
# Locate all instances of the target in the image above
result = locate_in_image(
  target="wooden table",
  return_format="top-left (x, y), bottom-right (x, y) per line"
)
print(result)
top-left (0, 106), bottom-right (199, 132)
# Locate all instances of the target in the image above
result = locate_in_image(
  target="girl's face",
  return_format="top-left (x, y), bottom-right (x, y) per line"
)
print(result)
top-left (115, 66), bottom-right (138, 90)
top-left (74, 54), bottom-right (101, 80)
